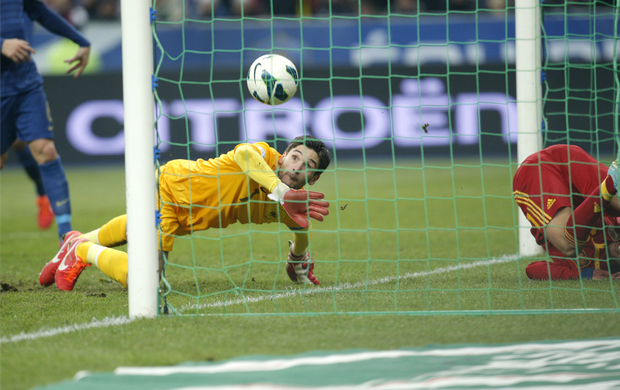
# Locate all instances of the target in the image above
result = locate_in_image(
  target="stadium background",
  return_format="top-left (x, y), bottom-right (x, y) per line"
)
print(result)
top-left (4, 11), bottom-right (618, 166)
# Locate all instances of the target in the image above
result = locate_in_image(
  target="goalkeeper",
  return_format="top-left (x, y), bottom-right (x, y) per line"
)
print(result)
top-left (40, 136), bottom-right (331, 291)
top-left (513, 144), bottom-right (620, 281)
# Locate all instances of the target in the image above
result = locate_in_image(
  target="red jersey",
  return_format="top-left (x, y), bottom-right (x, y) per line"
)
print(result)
top-left (513, 145), bottom-right (616, 280)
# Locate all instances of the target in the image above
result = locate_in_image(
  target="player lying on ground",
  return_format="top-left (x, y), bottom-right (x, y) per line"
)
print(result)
top-left (513, 144), bottom-right (620, 280)
top-left (39, 136), bottom-right (331, 291)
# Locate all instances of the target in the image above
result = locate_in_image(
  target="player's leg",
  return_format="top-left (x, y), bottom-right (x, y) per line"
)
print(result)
top-left (56, 215), bottom-right (130, 288)
top-left (544, 208), bottom-right (577, 257)
top-left (12, 140), bottom-right (54, 229)
top-left (61, 207), bottom-right (179, 289)
top-left (52, 235), bottom-right (91, 291)
top-left (46, 228), bottom-right (129, 290)
top-left (1, 95), bottom-right (19, 168)
top-left (525, 258), bottom-right (579, 280)
top-left (0, 152), bottom-right (7, 170)
top-left (12, 140), bottom-right (45, 198)
top-left (74, 241), bottom-right (129, 288)
top-left (29, 137), bottom-right (72, 239)
top-left (16, 86), bottom-right (72, 240)
top-left (61, 238), bottom-right (173, 290)
top-left (563, 176), bottom-right (616, 248)
top-left (39, 230), bottom-right (84, 286)
top-left (82, 215), bottom-right (128, 247)
top-left (560, 146), bottom-right (617, 252)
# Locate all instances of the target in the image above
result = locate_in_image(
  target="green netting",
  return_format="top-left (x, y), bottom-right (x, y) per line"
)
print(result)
top-left (150, 1), bottom-right (620, 316)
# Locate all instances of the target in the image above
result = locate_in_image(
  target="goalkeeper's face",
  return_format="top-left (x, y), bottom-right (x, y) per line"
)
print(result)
top-left (278, 145), bottom-right (321, 190)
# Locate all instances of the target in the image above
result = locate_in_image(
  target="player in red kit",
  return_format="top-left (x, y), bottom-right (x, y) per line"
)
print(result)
top-left (513, 144), bottom-right (620, 280)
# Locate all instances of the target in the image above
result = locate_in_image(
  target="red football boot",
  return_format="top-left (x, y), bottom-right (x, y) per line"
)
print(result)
top-left (37, 195), bottom-right (54, 229)
top-left (54, 237), bottom-right (90, 291)
top-left (39, 231), bottom-right (82, 287)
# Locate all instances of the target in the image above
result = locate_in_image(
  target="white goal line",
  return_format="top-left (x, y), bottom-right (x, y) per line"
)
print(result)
top-left (0, 316), bottom-right (135, 344)
top-left (179, 255), bottom-right (519, 312)
top-left (1, 255), bottom-right (517, 344)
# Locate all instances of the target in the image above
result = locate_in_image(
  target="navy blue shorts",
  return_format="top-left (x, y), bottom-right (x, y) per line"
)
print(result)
top-left (1, 85), bottom-right (54, 155)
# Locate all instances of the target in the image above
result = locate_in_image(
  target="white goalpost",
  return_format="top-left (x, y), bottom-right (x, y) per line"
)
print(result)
top-left (121, 0), bottom-right (159, 318)
top-left (515, 0), bottom-right (544, 257)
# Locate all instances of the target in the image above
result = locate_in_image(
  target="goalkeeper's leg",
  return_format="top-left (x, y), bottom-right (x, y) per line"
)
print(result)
top-left (76, 241), bottom-right (128, 288)
top-left (82, 215), bottom-right (127, 247)
top-left (74, 242), bottom-right (168, 288)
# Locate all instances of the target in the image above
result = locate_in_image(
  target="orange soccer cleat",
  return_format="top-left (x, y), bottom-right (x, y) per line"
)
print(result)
top-left (36, 195), bottom-right (55, 230)
top-left (39, 231), bottom-right (82, 287)
top-left (54, 236), bottom-right (90, 291)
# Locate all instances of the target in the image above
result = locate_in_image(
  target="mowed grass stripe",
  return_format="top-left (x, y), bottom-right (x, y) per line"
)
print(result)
top-left (1, 256), bottom-right (514, 343)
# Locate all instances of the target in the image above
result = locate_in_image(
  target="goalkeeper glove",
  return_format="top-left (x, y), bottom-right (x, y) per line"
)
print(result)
top-left (268, 182), bottom-right (329, 229)
top-left (286, 240), bottom-right (320, 285)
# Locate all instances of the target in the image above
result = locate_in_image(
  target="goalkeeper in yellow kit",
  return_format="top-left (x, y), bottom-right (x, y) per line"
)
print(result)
top-left (39, 136), bottom-right (331, 291)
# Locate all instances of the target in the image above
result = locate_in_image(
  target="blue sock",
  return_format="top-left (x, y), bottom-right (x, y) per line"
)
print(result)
top-left (39, 157), bottom-right (72, 239)
top-left (16, 147), bottom-right (45, 196)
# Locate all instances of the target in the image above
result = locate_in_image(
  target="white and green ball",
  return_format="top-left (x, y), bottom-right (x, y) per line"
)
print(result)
top-left (247, 54), bottom-right (298, 105)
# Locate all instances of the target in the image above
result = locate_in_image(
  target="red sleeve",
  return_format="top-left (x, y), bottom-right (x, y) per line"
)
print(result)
top-left (525, 259), bottom-right (579, 280)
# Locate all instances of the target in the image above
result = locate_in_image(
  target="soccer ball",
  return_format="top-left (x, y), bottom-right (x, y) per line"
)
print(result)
top-left (247, 54), bottom-right (298, 105)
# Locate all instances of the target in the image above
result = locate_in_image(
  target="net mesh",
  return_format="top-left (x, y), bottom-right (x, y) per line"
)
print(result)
top-left (150, 1), bottom-right (620, 315)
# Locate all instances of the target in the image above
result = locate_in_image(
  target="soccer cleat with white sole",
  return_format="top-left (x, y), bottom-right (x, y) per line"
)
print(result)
top-left (39, 231), bottom-right (82, 287)
top-left (54, 237), bottom-right (89, 291)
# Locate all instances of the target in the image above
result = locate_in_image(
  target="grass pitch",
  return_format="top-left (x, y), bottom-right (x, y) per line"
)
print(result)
top-left (1, 159), bottom-right (619, 390)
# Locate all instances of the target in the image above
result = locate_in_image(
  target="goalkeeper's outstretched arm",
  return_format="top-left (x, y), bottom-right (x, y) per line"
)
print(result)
top-left (233, 144), bottom-right (329, 229)
top-left (287, 231), bottom-right (319, 285)
top-left (233, 144), bottom-right (282, 193)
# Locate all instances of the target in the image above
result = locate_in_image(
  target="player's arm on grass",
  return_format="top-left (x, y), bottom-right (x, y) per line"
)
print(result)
top-left (548, 171), bottom-right (619, 258)
top-left (24, 0), bottom-right (91, 77)
top-left (544, 208), bottom-right (578, 257)
top-left (233, 143), bottom-right (329, 228)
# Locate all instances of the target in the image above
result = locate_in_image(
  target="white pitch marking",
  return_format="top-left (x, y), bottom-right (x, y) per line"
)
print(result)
top-left (0, 316), bottom-right (134, 344)
top-left (2, 255), bottom-right (518, 343)
top-left (180, 255), bottom-right (519, 312)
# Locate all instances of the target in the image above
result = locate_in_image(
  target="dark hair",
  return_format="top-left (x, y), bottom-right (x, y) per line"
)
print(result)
top-left (285, 135), bottom-right (331, 174)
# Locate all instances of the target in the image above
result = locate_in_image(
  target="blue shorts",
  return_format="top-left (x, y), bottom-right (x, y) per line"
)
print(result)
top-left (1, 85), bottom-right (54, 155)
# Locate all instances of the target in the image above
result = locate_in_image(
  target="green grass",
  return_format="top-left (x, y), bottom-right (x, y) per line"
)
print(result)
top-left (2, 160), bottom-right (619, 390)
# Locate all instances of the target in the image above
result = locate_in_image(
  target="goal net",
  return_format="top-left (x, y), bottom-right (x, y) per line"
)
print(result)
top-left (148, 0), bottom-right (620, 315)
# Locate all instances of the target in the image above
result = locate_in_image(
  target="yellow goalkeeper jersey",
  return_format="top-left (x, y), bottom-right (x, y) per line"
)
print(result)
top-left (157, 142), bottom-right (302, 234)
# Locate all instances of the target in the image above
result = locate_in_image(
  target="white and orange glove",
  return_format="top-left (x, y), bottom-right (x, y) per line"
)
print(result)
top-left (286, 240), bottom-right (320, 285)
top-left (268, 183), bottom-right (329, 229)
